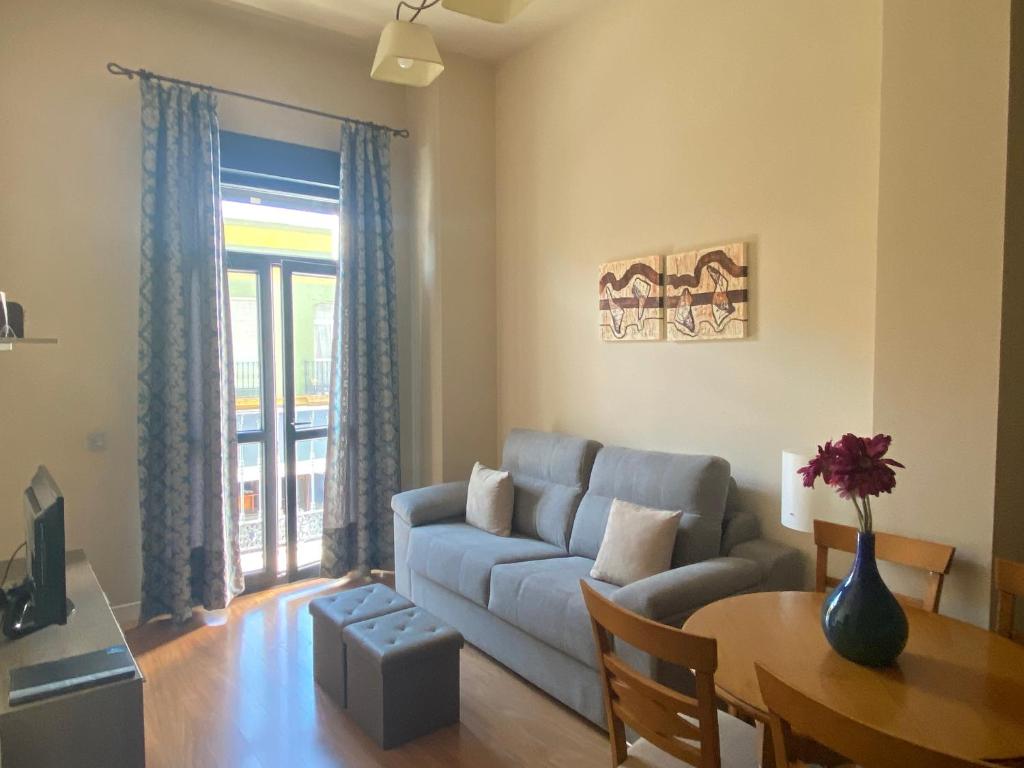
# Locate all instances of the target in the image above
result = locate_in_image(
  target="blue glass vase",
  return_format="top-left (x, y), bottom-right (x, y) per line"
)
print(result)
top-left (821, 531), bottom-right (908, 667)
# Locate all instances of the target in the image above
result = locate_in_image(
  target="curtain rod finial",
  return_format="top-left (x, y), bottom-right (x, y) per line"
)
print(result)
top-left (107, 62), bottom-right (135, 80)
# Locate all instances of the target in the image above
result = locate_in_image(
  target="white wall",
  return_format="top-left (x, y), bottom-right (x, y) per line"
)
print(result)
top-left (0, 0), bottom-right (415, 608)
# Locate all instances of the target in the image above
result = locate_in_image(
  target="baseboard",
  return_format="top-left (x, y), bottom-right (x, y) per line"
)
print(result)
top-left (112, 601), bottom-right (141, 631)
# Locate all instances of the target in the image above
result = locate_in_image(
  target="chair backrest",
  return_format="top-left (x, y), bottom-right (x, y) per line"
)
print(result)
top-left (580, 580), bottom-right (723, 768)
top-left (500, 429), bottom-right (601, 550)
top-left (570, 445), bottom-right (732, 568)
top-left (755, 663), bottom-right (997, 768)
top-left (995, 557), bottom-right (1024, 643)
top-left (813, 519), bottom-right (955, 613)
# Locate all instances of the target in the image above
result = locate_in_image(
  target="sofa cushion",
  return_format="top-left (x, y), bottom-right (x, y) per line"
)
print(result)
top-left (466, 462), bottom-right (514, 536)
top-left (591, 499), bottom-right (682, 586)
top-left (501, 429), bottom-right (602, 550)
top-left (407, 522), bottom-right (568, 607)
top-left (569, 446), bottom-right (731, 567)
top-left (488, 557), bottom-right (617, 668)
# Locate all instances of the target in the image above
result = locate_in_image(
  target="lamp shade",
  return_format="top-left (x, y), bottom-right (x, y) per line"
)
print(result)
top-left (780, 450), bottom-right (829, 533)
top-left (441, 0), bottom-right (533, 23)
top-left (371, 21), bottom-right (444, 87)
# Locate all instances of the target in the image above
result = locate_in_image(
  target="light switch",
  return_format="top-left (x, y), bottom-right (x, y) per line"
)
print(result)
top-left (86, 431), bottom-right (107, 452)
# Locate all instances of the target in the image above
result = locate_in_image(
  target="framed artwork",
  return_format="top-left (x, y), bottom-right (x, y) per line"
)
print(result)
top-left (665, 242), bottom-right (749, 341)
top-left (598, 255), bottom-right (664, 341)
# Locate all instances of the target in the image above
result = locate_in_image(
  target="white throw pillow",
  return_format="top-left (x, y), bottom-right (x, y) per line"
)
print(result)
top-left (590, 499), bottom-right (682, 586)
top-left (466, 462), bottom-right (514, 537)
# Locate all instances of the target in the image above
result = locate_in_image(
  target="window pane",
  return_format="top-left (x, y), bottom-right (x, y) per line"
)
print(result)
top-left (223, 190), bottom-right (339, 261)
top-left (273, 265), bottom-right (287, 577)
top-left (313, 303), bottom-right (333, 361)
top-left (295, 436), bottom-right (326, 569)
top-left (228, 271), bottom-right (263, 433)
top-left (292, 273), bottom-right (336, 418)
top-left (237, 443), bottom-right (266, 575)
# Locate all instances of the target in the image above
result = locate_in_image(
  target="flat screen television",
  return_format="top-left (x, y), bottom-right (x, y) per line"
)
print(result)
top-left (2, 466), bottom-right (69, 639)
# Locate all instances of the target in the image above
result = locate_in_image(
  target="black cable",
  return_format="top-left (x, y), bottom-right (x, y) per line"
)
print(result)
top-left (1, 542), bottom-right (26, 589)
top-left (396, 0), bottom-right (441, 22)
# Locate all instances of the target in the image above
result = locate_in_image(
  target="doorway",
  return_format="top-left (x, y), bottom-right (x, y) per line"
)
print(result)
top-left (224, 185), bottom-right (339, 589)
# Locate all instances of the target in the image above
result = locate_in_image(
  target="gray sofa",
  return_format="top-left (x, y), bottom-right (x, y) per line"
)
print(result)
top-left (392, 429), bottom-right (801, 726)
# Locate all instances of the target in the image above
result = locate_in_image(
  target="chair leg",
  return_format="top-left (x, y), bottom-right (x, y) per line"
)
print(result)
top-left (757, 721), bottom-right (777, 768)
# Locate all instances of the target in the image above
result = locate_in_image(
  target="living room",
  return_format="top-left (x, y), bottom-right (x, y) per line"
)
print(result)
top-left (1, 0), bottom-right (1022, 766)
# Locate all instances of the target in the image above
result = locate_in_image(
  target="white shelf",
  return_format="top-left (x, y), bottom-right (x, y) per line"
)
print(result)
top-left (0, 337), bottom-right (58, 351)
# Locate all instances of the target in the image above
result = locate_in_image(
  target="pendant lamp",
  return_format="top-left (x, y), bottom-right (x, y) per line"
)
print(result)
top-left (371, 20), bottom-right (444, 87)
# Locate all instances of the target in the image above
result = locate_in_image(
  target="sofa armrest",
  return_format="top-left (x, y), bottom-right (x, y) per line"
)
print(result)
top-left (391, 481), bottom-right (469, 527)
top-left (612, 557), bottom-right (762, 625)
top-left (727, 538), bottom-right (805, 592)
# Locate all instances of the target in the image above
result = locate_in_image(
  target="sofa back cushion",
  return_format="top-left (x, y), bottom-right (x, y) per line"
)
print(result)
top-left (569, 445), bottom-right (731, 567)
top-left (500, 429), bottom-right (602, 549)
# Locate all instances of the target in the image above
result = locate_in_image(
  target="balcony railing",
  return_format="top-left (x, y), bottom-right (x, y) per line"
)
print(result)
top-left (239, 511), bottom-right (323, 555)
top-left (235, 360), bottom-right (261, 398)
top-left (303, 360), bottom-right (331, 396)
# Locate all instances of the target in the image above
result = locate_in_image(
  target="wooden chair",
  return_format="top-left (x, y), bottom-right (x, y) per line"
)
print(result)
top-left (995, 557), bottom-right (1024, 643)
top-left (755, 663), bottom-right (999, 768)
top-left (580, 581), bottom-right (757, 768)
top-left (813, 519), bottom-right (955, 613)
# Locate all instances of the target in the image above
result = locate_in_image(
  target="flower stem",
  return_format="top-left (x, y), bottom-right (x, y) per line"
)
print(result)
top-left (850, 496), bottom-right (866, 532)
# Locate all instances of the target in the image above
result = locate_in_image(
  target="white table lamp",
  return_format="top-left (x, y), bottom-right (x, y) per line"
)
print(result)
top-left (780, 450), bottom-right (830, 533)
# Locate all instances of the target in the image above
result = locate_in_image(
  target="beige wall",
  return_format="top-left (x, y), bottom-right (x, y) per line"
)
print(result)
top-left (0, 0), bottom-right (416, 608)
top-left (495, 0), bottom-right (1012, 625)
top-left (407, 81), bottom-right (446, 485)
top-left (496, 0), bottom-right (883, 565)
top-left (994, 0), bottom-right (1024, 634)
top-left (436, 54), bottom-right (499, 480)
top-left (408, 54), bottom-right (499, 484)
top-left (1, 0), bottom-right (1013, 629)
top-left (873, 0), bottom-right (1010, 625)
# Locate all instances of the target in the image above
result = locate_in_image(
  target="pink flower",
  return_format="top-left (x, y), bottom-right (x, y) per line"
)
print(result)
top-left (799, 434), bottom-right (904, 500)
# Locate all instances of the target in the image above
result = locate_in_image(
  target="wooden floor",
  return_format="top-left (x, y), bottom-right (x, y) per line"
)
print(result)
top-left (126, 577), bottom-right (609, 768)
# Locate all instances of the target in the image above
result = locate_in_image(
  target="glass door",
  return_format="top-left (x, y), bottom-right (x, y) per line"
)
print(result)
top-left (228, 263), bottom-right (279, 589)
top-left (282, 264), bottom-right (336, 577)
top-left (228, 256), bottom-right (337, 586)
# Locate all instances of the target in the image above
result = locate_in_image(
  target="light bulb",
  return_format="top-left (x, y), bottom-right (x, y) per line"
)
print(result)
top-left (397, 57), bottom-right (414, 70)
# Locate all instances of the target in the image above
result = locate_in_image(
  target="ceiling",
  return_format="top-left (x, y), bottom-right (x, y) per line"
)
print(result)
top-left (206, 0), bottom-right (594, 61)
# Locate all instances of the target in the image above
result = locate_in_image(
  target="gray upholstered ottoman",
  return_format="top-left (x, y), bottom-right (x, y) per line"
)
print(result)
top-left (308, 584), bottom-right (413, 708)
top-left (342, 606), bottom-right (463, 748)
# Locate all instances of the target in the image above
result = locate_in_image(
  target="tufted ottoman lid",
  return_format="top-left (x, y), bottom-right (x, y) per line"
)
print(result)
top-left (342, 606), bottom-right (462, 670)
top-left (309, 583), bottom-right (413, 630)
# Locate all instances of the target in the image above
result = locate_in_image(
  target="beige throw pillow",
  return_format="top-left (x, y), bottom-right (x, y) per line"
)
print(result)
top-left (590, 499), bottom-right (682, 586)
top-left (466, 462), bottom-right (514, 537)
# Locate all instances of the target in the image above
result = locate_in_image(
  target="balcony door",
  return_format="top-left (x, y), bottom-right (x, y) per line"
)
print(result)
top-left (224, 186), bottom-right (339, 589)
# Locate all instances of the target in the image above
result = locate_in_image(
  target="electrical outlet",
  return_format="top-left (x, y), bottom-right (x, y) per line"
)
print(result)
top-left (86, 431), bottom-right (107, 452)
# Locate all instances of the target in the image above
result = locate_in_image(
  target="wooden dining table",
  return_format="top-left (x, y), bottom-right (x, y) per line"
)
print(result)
top-left (683, 591), bottom-right (1024, 764)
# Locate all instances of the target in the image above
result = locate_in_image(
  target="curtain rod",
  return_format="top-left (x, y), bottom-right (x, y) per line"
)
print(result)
top-left (106, 62), bottom-right (410, 139)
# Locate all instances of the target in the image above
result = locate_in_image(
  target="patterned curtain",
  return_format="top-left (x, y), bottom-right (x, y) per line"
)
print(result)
top-left (321, 123), bottom-right (401, 578)
top-left (137, 78), bottom-right (244, 623)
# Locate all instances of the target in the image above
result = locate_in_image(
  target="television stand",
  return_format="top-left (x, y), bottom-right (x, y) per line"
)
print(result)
top-left (0, 551), bottom-right (144, 766)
